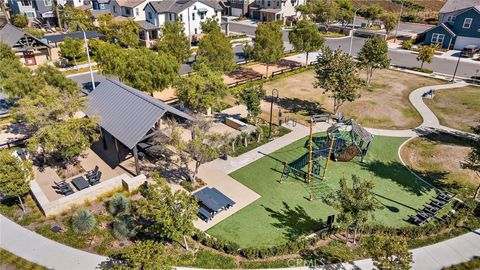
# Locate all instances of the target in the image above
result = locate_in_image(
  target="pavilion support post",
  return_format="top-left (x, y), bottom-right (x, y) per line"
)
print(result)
top-left (132, 146), bottom-right (141, 176)
top-left (114, 137), bottom-right (121, 164)
top-left (100, 128), bottom-right (107, 150)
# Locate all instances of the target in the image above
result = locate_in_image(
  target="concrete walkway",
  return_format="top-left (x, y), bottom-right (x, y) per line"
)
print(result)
top-left (0, 215), bottom-right (108, 270)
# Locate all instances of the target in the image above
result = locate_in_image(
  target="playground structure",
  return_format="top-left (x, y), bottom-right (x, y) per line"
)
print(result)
top-left (279, 118), bottom-right (374, 199)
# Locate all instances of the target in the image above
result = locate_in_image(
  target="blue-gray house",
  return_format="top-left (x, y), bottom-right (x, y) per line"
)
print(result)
top-left (423, 0), bottom-right (480, 50)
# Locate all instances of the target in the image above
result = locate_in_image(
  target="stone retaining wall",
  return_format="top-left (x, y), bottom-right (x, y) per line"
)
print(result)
top-left (30, 174), bottom-right (147, 217)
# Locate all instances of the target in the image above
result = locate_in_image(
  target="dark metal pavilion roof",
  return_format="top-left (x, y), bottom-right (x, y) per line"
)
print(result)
top-left (85, 78), bottom-right (193, 149)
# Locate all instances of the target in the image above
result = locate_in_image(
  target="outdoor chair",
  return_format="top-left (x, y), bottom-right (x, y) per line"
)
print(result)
top-left (59, 183), bottom-right (74, 196)
top-left (430, 199), bottom-right (446, 209)
top-left (408, 216), bottom-right (423, 226)
top-left (437, 193), bottom-right (453, 203)
top-left (86, 166), bottom-right (99, 179)
top-left (54, 180), bottom-right (68, 189)
top-left (88, 171), bottom-right (102, 185)
top-left (423, 205), bottom-right (439, 215)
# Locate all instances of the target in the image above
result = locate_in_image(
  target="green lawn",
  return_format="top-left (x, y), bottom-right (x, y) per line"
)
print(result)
top-left (207, 135), bottom-right (437, 248)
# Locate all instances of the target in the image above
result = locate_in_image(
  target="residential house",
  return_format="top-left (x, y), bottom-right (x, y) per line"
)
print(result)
top-left (223, 0), bottom-right (255, 17)
top-left (91, 0), bottom-right (109, 11)
top-left (423, 0), bottom-right (480, 49)
top-left (249, 0), bottom-right (303, 23)
top-left (143, 0), bottom-right (221, 45)
top-left (0, 23), bottom-right (52, 66)
top-left (110, 0), bottom-right (149, 21)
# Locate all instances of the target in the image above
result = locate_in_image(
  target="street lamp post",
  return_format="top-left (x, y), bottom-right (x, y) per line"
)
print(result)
top-left (78, 25), bottom-right (96, 91)
top-left (348, 9), bottom-right (360, 56)
top-left (452, 53), bottom-right (462, 82)
top-left (268, 88), bottom-right (279, 139)
top-left (394, 0), bottom-right (404, 42)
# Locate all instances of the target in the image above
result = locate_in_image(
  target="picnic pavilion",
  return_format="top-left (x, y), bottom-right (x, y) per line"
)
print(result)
top-left (85, 78), bottom-right (194, 175)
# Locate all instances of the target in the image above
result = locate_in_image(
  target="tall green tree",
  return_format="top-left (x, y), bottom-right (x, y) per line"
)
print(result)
top-left (381, 13), bottom-right (398, 36)
top-left (357, 36), bottom-right (390, 85)
top-left (363, 5), bottom-right (383, 26)
top-left (60, 5), bottom-right (94, 31)
top-left (289, 20), bottom-right (324, 66)
top-left (417, 44), bottom-right (436, 69)
top-left (11, 14), bottom-right (28, 28)
top-left (135, 174), bottom-right (198, 246)
top-left (200, 17), bottom-right (221, 34)
top-left (0, 149), bottom-right (33, 212)
top-left (323, 175), bottom-right (382, 244)
top-left (97, 14), bottom-right (141, 48)
top-left (364, 234), bottom-right (413, 270)
top-left (335, 0), bottom-right (354, 27)
top-left (252, 21), bottom-right (284, 78)
top-left (155, 21), bottom-right (191, 64)
top-left (462, 124), bottom-right (480, 200)
top-left (314, 47), bottom-right (362, 114)
top-left (297, 0), bottom-right (338, 32)
top-left (176, 64), bottom-right (227, 113)
top-left (235, 82), bottom-right (266, 125)
top-left (194, 28), bottom-right (235, 73)
top-left (105, 240), bottom-right (175, 270)
top-left (59, 37), bottom-right (85, 68)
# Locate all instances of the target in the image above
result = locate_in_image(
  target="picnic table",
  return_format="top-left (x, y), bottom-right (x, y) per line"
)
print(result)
top-left (71, 176), bottom-right (89, 191)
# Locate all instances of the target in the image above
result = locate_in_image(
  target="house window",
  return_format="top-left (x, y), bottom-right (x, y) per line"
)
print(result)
top-left (446, 15), bottom-right (455, 23)
top-left (200, 12), bottom-right (205, 20)
top-left (179, 14), bottom-right (183, 21)
top-left (20, 0), bottom-right (31, 6)
top-left (148, 12), bottom-right (152, 20)
top-left (194, 28), bottom-right (198, 34)
top-left (135, 8), bottom-right (139, 16)
top-left (431, 33), bottom-right (445, 44)
top-left (125, 8), bottom-right (131, 15)
top-left (267, 1), bottom-right (270, 6)
top-left (113, 5), bottom-right (116, 13)
top-left (192, 12), bottom-right (195, 20)
top-left (261, 0), bottom-right (264, 5)
top-left (44, 0), bottom-right (52, 6)
top-left (463, 18), bottom-right (472, 29)
top-left (24, 11), bottom-right (35, 17)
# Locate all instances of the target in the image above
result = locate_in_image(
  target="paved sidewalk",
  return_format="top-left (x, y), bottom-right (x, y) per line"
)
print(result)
top-left (0, 215), bottom-right (107, 270)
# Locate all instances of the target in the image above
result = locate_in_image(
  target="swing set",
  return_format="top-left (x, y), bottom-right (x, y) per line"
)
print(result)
top-left (279, 117), bottom-right (374, 200)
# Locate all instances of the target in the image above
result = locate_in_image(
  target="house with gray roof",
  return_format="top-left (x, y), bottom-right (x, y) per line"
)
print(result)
top-left (0, 23), bottom-right (52, 66)
top-left (423, 0), bottom-right (480, 49)
top-left (144, 0), bottom-right (222, 41)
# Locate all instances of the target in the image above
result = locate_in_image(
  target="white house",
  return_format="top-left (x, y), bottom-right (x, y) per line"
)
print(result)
top-left (110, 0), bottom-right (152, 21)
top-left (144, 0), bottom-right (222, 38)
top-left (249, 0), bottom-right (303, 22)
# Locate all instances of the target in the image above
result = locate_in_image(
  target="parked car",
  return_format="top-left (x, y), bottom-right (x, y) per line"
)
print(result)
top-left (460, 45), bottom-right (479, 58)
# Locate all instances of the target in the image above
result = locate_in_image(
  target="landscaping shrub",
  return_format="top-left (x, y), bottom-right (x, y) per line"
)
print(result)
top-left (72, 209), bottom-right (96, 234)
top-left (412, 67), bottom-right (433, 74)
top-left (402, 40), bottom-right (413, 50)
top-left (112, 214), bottom-right (136, 240)
top-left (190, 249), bottom-right (238, 269)
top-left (108, 193), bottom-right (129, 216)
top-left (442, 258), bottom-right (480, 270)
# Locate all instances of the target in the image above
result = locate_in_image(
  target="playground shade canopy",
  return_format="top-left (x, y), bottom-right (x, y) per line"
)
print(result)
top-left (85, 78), bottom-right (194, 150)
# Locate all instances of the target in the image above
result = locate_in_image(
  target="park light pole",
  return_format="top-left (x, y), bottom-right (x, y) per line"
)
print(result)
top-left (394, 0), bottom-right (404, 42)
top-left (349, 8), bottom-right (360, 56)
top-left (78, 25), bottom-right (96, 91)
top-left (451, 53), bottom-right (462, 82)
top-left (268, 88), bottom-right (279, 139)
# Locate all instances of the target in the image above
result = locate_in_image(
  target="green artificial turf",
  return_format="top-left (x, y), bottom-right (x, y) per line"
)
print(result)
top-left (206, 135), bottom-right (437, 248)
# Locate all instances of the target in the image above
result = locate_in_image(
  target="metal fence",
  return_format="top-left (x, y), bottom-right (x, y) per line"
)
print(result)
top-left (0, 138), bottom-right (27, 149)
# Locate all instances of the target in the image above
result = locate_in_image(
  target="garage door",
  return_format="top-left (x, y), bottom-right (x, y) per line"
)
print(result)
top-left (454, 36), bottom-right (480, 50)
top-left (231, 8), bottom-right (242, 17)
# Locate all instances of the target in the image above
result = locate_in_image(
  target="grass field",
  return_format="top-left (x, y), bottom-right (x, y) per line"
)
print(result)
top-left (424, 86), bottom-right (480, 133)
top-left (260, 69), bottom-right (443, 129)
top-left (207, 135), bottom-right (437, 248)
top-left (0, 249), bottom-right (47, 270)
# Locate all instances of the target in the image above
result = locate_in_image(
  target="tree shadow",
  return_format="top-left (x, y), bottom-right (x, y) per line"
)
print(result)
top-left (262, 202), bottom-right (325, 241)
top-left (226, 67), bottom-right (263, 80)
top-left (360, 160), bottom-right (439, 196)
top-left (273, 97), bottom-right (327, 116)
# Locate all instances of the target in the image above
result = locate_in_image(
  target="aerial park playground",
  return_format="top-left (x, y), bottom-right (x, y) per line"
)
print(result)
top-left (279, 117), bottom-right (374, 200)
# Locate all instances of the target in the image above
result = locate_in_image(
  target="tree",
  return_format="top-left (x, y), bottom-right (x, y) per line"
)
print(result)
top-left (176, 64), bottom-right (227, 113)
top-left (0, 149), bottom-right (33, 212)
top-left (381, 13), bottom-right (398, 36)
top-left (357, 35), bottom-right (390, 85)
top-left (60, 5), bottom-right (94, 31)
top-left (243, 43), bottom-right (254, 62)
top-left (363, 5), bottom-right (383, 26)
top-left (314, 47), bottom-right (362, 114)
top-left (235, 82), bottom-right (266, 125)
top-left (105, 240), bottom-right (175, 270)
top-left (97, 14), bottom-right (141, 48)
top-left (289, 20), bottom-right (324, 66)
top-left (462, 124), bottom-right (480, 200)
top-left (135, 174), bottom-right (198, 246)
top-left (252, 21), bottom-right (284, 78)
top-left (23, 27), bottom-right (44, 38)
top-left (168, 118), bottom-right (223, 186)
top-left (72, 209), bottom-right (96, 234)
top-left (59, 37), bottom-right (85, 68)
top-left (417, 44), bottom-right (436, 69)
top-left (11, 14), bottom-right (28, 28)
top-left (108, 193), bottom-right (130, 216)
top-left (200, 17), bottom-right (221, 34)
top-left (28, 118), bottom-right (99, 168)
top-left (194, 28), bottom-right (235, 73)
top-left (155, 21), bottom-right (191, 64)
top-left (335, 0), bottom-right (354, 27)
top-left (323, 175), bottom-right (382, 244)
top-left (297, 0), bottom-right (338, 32)
top-left (364, 234), bottom-right (413, 270)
